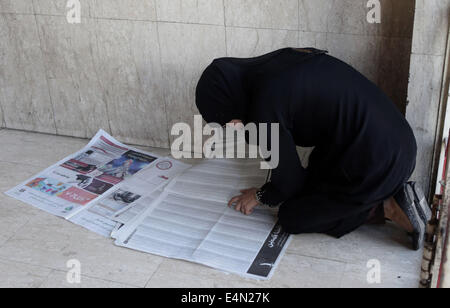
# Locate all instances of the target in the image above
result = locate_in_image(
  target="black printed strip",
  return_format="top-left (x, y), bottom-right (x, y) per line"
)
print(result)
top-left (246, 221), bottom-right (290, 278)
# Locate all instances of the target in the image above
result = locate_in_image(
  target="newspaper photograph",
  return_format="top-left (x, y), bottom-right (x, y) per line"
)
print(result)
top-left (72, 158), bottom-right (191, 237)
top-left (5, 130), bottom-right (159, 219)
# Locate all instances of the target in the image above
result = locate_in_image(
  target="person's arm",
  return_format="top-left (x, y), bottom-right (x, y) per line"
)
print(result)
top-left (256, 127), bottom-right (307, 207)
top-left (228, 127), bottom-right (308, 215)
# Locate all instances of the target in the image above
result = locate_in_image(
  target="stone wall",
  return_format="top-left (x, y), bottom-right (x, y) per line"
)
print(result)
top-left (0, 0), bottom-right (415, 148)
top-left (406, 0), bottom-right (450, 195)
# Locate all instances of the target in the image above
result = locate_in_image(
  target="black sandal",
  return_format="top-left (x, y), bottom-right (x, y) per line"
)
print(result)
top-left (409, 181), bottom-right (432, 225)
top-left (394, 183), bottom-right (425, 251)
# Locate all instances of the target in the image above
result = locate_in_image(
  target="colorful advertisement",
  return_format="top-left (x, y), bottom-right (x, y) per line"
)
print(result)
top-left (58, 187), bottom-right (98, 205)
top-left (97, 150), bottom-right (157, 183)
top-left (26, 177), bottom-right (70, 196)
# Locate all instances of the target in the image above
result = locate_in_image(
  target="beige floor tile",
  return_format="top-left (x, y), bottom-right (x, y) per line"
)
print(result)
top-left (0, 129), bottom-right (88, 167)
top-left (265, 253), bottom-right (346, 288)
top-left (340, 261), bottom-right (420, 288)
top-left (146, 258), bottom-right (254, 288)
top-left (0, 235), bottom-right (8, 247)
top-left (0, 161), bottom-right (44, 191)
top-left (0, 161), bottom-right (45, 246)
top-left (287, 222), bottom-right (422, 274)
top-left (0, 258), bottom-right (52, 288)
top-left (0, 195), bottom-right (36, 247)
top-left (146, 253), bottom-right (346, 288)
top-left (40, 270), bottom-right (137, 288)
top-left (0, 213), bottom-right (164, 287)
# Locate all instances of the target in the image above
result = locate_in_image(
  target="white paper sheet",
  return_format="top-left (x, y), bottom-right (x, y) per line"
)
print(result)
top-left (5, 129), bottom-right (160, 220)
top-left (114, 159), bottom-right (291, 280)
top-left (69, 210), bottom-right (118, 238)
top-left (4, 130), bottom-right (190, 238)
top-left (5, 132), bottom-right (290, 279)
top-left (86, 159), bottom-right (190, 220)
top-left (68, 158), bottom-right (190, 237)
top-left (112, 189), bottom-right (163, 225)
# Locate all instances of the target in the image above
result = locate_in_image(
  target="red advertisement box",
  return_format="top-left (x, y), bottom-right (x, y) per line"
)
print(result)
top-left (58, 187), bottom-right (98, 205)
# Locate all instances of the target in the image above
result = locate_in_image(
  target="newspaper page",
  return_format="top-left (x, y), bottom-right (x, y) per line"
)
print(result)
top-left (71, 159), bottom-right (190, 237)
top-left (112, 189), bottom-right (164, 225)
top-left (114, 159), bottom-right (291, 280)
top-left (5, 133), bottom-right (290, 278)
top-left (5, 129), bottom-right (159, 220)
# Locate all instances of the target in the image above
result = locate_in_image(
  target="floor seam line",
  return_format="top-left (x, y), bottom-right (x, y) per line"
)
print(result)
top-left (0, 256), bottom-right (142, 288)
top-left (285, 251), bottom-right (349, 264)
top-left (37, 269), bottom-right (57, 288)
top-left (49, 269), bottom-right (143, 288)
top-left (144, 259), bottom-right (165, 288)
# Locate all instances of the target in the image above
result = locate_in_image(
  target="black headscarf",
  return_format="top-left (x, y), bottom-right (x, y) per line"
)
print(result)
top-left (195, 59), bottom-right (248, 126)
top-left (196, 49), bottom-right (297, 125)
top-left (195, 48), bottom-right (329, 126)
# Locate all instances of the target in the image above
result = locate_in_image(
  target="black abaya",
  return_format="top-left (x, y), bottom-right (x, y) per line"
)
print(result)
top-left (195, 48), bottom-right (417, 238)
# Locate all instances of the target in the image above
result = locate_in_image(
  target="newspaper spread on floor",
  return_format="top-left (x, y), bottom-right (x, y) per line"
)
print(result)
top-left (113, 159), bottom-right (291, 280)
top-left (4, 129), bottom-right (189, 237)
top-left (4, 130), bottom-right (291, 280)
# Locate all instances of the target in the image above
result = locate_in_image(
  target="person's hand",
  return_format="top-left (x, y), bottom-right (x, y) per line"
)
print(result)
top-left (228, 188), bottom-right (260, 215)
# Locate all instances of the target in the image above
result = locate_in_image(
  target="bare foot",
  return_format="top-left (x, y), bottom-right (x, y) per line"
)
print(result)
top-left (384, 197), bottom-right (414, 233)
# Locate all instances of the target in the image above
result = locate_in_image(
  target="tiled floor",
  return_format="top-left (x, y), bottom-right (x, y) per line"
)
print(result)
top-left (0, 129), bottom-right (423, 288)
